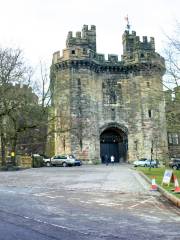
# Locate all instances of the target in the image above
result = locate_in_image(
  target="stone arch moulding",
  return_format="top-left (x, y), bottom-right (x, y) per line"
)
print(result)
top-left (99, 122), bottom-right (128, 136)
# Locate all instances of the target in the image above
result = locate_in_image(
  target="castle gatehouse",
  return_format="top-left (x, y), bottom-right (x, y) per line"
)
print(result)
top-left (48, 24), bottom-right (168, 163)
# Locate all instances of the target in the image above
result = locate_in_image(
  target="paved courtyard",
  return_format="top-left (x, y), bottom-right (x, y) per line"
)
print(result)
top-left (0, 164), bottom-right (179, 239)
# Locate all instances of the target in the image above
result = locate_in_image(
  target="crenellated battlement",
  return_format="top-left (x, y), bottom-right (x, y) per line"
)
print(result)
top-left (122, 30), bottom-right (156, 61)
top-left (52, 49), bottom-right (120, 65)
top-left (66, 24), bottom-right (96, 52)
top-left (52, 25), bottom-right (165, 74)
top-left (121, 30), bottom-right (165, 70)
top-left (122, 30), bottom-right (155, 52)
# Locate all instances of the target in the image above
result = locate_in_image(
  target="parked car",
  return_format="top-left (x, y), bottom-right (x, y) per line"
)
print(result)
top-left (133, 158), bottom-right (157, 167)
top-left (169, 158), bottom-right (180, 170)
top-left (42, 156), bottom-right (51, 167)
top-left (46, 155), bottom-right (81, 167)
top-left (74, 158), bottom-right (82, 166)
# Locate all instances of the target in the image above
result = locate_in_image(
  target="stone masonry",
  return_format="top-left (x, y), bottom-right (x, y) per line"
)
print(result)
top-left (48, 24), bottom-right (168, 163)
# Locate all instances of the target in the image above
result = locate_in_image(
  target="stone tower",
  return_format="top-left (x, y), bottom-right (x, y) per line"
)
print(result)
top-left (48, 25), bottom-right (168, 163)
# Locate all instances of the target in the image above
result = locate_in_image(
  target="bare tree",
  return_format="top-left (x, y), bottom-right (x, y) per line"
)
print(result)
top-left (163, 22), bottom-right (180, 157)
top-left (164, 25), bottom-right (180, 89)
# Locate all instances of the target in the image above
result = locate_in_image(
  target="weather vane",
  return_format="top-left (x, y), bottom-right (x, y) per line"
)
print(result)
top-left (124, 15), bottom-right (130, 30)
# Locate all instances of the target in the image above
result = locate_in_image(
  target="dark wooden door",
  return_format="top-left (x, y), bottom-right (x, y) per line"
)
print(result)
top-left (100, 142), bottom-right (119, 163)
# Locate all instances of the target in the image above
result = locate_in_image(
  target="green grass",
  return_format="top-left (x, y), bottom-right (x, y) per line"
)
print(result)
top-left (136, 167), bottom-right (180, 199)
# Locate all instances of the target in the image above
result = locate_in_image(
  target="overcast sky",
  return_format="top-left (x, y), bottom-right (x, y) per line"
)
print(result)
top-left (0, 0), bottom-right (179, 68)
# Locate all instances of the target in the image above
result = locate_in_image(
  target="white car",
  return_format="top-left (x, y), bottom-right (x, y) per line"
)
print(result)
top-left (133, 158), bottom-right (157, 167)
top-left (43, 156), bottom-right (51, 166)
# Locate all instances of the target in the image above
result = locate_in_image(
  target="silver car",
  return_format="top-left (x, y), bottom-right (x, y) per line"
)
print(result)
top-left (50, 155), bottom-right (76, 167)
top-left (133, 158), bottom-right (157, 167)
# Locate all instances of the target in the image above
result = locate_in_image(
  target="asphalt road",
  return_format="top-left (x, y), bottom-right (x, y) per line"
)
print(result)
top-left (0, 164), bottom-right (179, 240)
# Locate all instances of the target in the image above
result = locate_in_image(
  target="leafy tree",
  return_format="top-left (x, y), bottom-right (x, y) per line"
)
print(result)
top-left (0, 48), bottom-right (50, 165)
top-left (0, 48), bottom-right (32, 165)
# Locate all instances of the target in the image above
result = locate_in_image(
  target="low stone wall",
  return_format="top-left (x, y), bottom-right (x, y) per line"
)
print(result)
top-left (16, 156), bottom-right (32, 168)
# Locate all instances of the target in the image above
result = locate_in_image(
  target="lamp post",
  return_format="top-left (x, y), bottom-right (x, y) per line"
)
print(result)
top-left (150, 140), bottom-right (154, 170)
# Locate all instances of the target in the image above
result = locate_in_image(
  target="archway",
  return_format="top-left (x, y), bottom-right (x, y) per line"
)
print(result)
top-left (100, 127), bottom-right (128, 163)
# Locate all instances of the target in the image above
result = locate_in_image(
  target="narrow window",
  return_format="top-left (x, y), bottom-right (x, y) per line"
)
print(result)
top-left (172, 133), bottom-right (179, 145)
top-left (80, 139), bottom-right (83, 151)
top-left (83, 48), bottom-right (87, 54)
top-left (148, 109), bottom-right (152, 118)
top-left (77, 78), bottom-right (81, 86)
top-left (147, 53), bottom-right (150, 59)
top-left (147, 82), bottom-right (150, 87)
top-left (129, 54), bottom-right (133, 59)
top-left (168, 133), bottom-right (173, 144)
top-left (134, 140), bottom-right (138, 151)
top-left (71, 50), bottom-right (75, 54)
top-left (111, 108), bottom-right (115, 120)
top-left (62, 136), bottom-right (66, 151)
top-left (109, 91), bottom-right (117, 104)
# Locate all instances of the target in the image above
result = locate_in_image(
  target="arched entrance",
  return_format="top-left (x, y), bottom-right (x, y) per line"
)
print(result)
top-left (100, 127), bottom-right (128, 163)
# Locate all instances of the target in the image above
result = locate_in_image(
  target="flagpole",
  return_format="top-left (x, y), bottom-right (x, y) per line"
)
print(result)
top-left (125, 15), bottom-right (130, 31)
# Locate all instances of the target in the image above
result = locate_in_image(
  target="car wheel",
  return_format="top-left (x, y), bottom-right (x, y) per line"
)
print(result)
top-left (62, 162), bottom-right (67, 167)
top-left (46, 162), bottom-right (51, 167)
top-left (144, 164), bottom-right (147, 167)
top-left (173, 165), bottom-right (178, 170)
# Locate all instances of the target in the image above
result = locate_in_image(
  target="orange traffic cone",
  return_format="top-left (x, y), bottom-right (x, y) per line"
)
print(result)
top-left (174, 175), bottom-right (180, 193)
top-left (150, 176), bottom-right (157, 191)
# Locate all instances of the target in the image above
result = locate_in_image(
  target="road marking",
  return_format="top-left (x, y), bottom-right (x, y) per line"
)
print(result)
top-left (128, 197), bottom-right (155, 209)
top-left (78, 200), bottom-right (91, 204)
top-left (2, 190), bottom-right (15, 193)
top-left (18, 215), bottom-right (94, 237)
top-left (44, 195), bottom-right (64, 199)
top-left (33, 190), bottom-right (60, 197)
top-left (0, 189), bottom-right (14, 192)
top-left (100, 203), bottom-right (121, 207)
top-left (0, 189), bottom-right (27, 195)
top-left (151, 200), bottom-right (162, 211)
